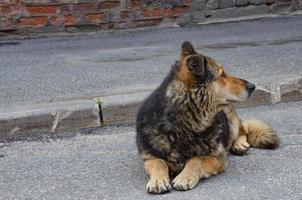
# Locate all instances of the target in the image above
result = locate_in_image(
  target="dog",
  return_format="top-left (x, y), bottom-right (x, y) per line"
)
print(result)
top-left (136, 41), bottom-right (280, 194)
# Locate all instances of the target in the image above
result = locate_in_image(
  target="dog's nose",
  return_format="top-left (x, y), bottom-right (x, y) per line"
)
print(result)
top-left (246, 83), bottom-right (256, 91)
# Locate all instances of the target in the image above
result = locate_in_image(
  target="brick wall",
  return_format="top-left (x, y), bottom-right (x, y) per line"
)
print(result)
top-left (0, 0), bottom-right (301, 34)
top-left (0, 0), bottom-right (193, 33)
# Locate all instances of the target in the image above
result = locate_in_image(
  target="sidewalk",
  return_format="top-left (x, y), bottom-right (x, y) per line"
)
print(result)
top-left (0, 16), bottom-right (302, 135)
top-left (1, 102), bottom-right (302, 200)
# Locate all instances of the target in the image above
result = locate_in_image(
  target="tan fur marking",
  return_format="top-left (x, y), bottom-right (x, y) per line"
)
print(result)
top-left (214, 74), bottom-right (249, 103)
top-left (217, 76), bottom-right (246, 97)
top-left (207, 57), bottom-right (223, 73)
top-left (140, 152), bottom-right (157, 161)
top-left (177, 59), bottom-right (197, 87)
top-left (200, 156), bottom-right (226, 175)
top-left (245, 119), bottom-right (280, 149)
top-left (144, 159), bottom-right (171, 193)
top-left (226, 76), bottom-right (246, 95)
top-left (217, 67), bottom-right (223, 76)
top-left (207, 58), bottom-right (248, 102)
top-left (172, 156), bottom-right (225, 191)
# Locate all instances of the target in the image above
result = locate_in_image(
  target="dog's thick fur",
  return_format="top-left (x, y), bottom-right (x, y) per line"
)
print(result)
top-left (136, 41), bottom-right (280, 194)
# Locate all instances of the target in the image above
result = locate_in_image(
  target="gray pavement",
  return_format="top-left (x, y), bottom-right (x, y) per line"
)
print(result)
top-left (1, 101), bottom-right (302, 200)
top-left (1, 16), bottom-right (302, 109)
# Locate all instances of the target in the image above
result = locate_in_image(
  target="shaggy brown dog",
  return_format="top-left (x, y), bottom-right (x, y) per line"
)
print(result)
top-left (136, 41), bottom-right (279, 194)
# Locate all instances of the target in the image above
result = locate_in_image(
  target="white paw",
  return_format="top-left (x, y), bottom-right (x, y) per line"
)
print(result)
top-left (232, 140), bottom-right (250, 155)
top-left (172, 173), bottom-right (199, 191)
top-left (146, 177), bottom-right (171, 194)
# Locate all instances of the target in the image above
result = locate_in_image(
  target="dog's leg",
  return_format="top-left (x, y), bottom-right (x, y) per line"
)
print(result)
top-left (231, 121), bottom-right (250, 155)
top-left (223, 106), bottom-right (250, 155)
top-left (144, 159), bottom-right (171, 194)
top-left (172, 155), bottom-right (226, 191)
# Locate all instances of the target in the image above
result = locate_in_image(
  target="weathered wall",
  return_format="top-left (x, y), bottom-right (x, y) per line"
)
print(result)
top-left (0, 0), bottom-right (192, 33)
top-left (192, 0), bottom-right (302, 22)
top-left (0, 0), bottom-right (301, 34)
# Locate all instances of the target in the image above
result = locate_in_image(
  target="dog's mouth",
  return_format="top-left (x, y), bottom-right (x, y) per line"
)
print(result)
top-left (217, 83), bottom-right (256, 106)
top-left (225, 90), bottom-right (251, 104)
top-left (247, 91), bottom-right (253, 98)
top-left (227, 99), bottom-right (238, 103)
top-left (219, 96), bottom-right (242, 106)
top-left (246, 82), bottom-right (256, 97)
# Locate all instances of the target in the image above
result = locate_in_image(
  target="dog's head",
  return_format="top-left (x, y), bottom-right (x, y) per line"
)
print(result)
top-left (178, 41), bottom-right (255, 105)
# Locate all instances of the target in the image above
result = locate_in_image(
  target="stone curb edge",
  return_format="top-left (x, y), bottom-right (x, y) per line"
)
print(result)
top-left (0, 75), bottom-right (301, 139)
top-left (194, 12), bottom-right (302, 26)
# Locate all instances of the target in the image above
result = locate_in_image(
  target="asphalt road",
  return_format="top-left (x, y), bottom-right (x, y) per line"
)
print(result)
top-left (1, 16), bottom-right (302, 108)
top-left (1, 101), bottom-right (302, 200)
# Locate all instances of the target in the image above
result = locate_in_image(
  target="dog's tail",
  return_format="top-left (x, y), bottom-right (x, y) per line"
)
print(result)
top-left (243, 119), bottom-right (280, 149)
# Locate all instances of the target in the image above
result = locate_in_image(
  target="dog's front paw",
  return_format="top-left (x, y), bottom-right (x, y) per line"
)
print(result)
top-left (172, 173), bottom-right (199, 191)
top-left (231, 140), bottom-right (250, 155)
top-left (146, 177), bottom-right (171, 194)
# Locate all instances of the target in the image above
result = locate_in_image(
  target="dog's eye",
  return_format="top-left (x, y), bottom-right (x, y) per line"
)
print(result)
top-left (191, 62), bottom-right (199, 68)
top-left (220, 71), bottom-right (226, 78)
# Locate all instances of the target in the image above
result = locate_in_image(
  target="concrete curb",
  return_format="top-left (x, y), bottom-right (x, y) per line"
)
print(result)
top-left (0, 75), bottom-right (301, 138)
top-left (193, 13), bottom-right (302, 27)
top-left (0, 100), bottom-right (100, 138)
top-left (196, 14), bottom-right (280, 25)
top-left (100, 75), bottom-right (302, 124)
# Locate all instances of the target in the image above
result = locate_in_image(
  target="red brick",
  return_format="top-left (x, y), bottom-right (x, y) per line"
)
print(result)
top-left (152, 8), bottom-right (162, 17)
top-left (18, 16), bottom-right (48, 27)
top-left (64, 15), bottom-right (76, 26)
top-left (99, 1), bottom-right (120, 10)
top-left (143, 8), bottom-right (162, 18)
top-left (173, 6), bottom-right (191, 16)
top-left (85, 13), bottom-right (105, 23)
top-left (49, 16), bottom-right (59, 25)
top-left (0, 6), bottom-right (12, 14)
top-left (26, 5), bottom-right (58, 15)
top-left (163, 8), bottom-right (173, 16)
top-left (120, 10), bottom-right (130, 19)
top-left (184, 0), bottom-right (193, 5)
top-left (131, 0), bottom-right (142, 10)
top-left (73, 3), bottom-right (94, 12)
top-left (143, 9), bottom-right (152, 17)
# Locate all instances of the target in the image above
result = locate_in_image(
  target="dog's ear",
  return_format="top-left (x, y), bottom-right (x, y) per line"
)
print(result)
top-left (181, 41), bottom-right (196, 56)
top-left (187, 55), bottom-right (206, 76)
